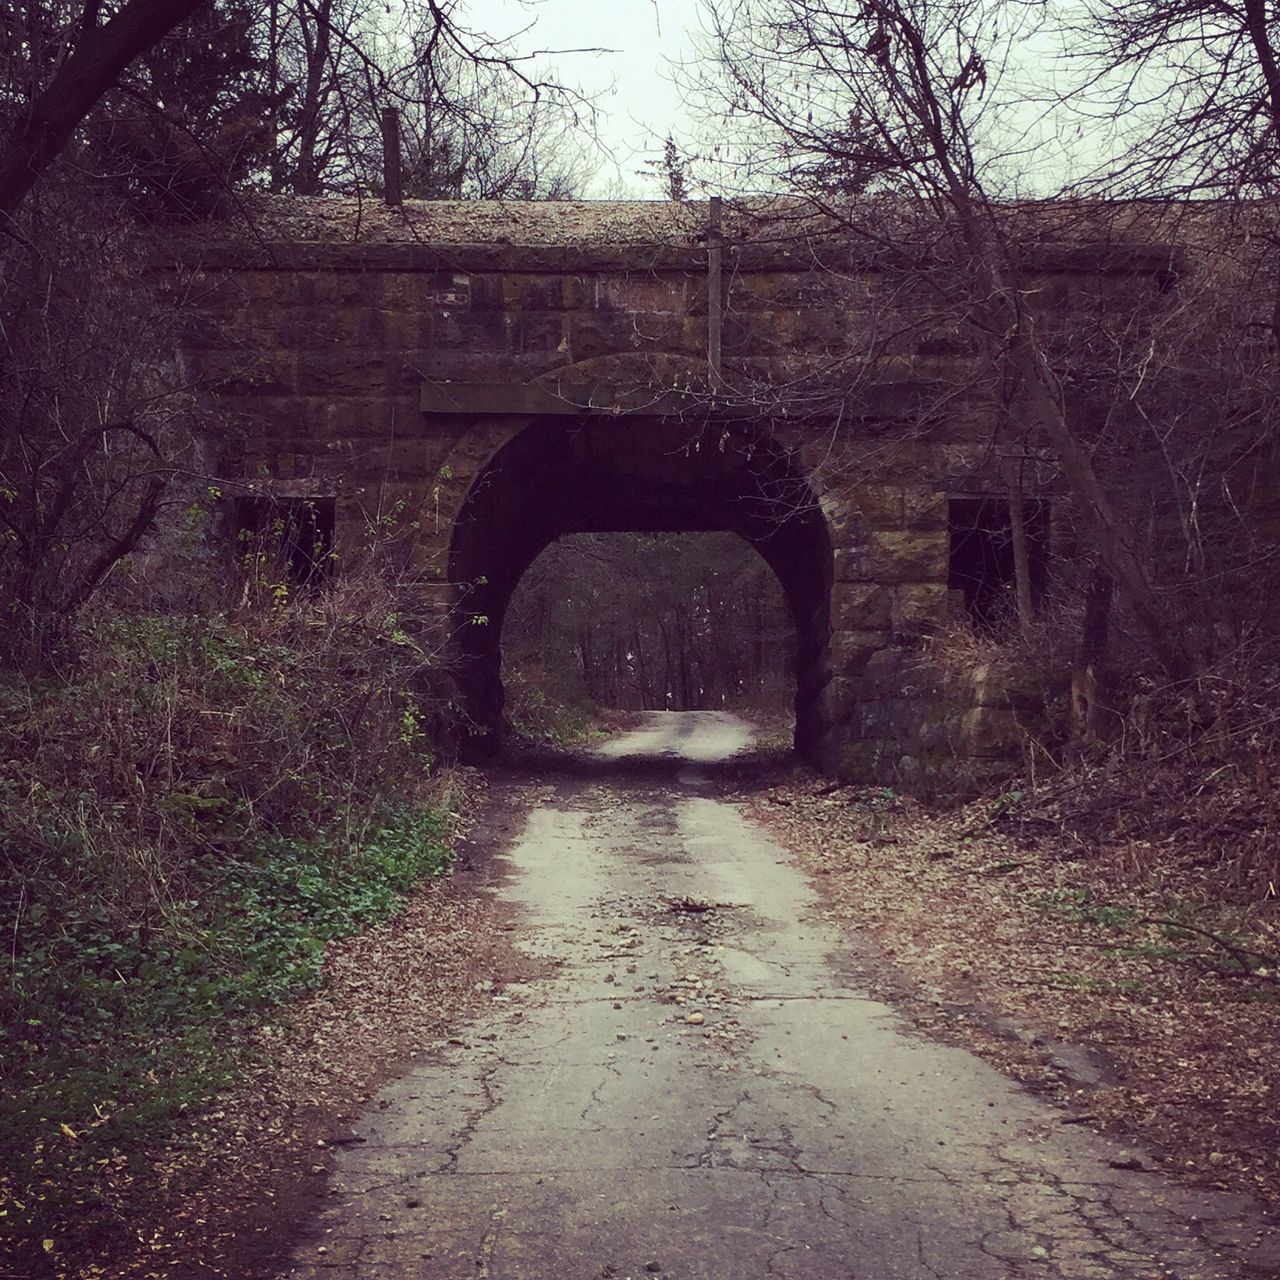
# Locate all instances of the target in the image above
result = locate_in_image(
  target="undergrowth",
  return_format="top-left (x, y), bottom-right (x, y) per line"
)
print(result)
top-left (920, 610), bottom-right (1280, 898)
top-left (503, 661), bottom-right (601, 745)
top-left (0, 584), bottom-right (457, 1270)
top-left (1, 806), bottom-right (450, 1265)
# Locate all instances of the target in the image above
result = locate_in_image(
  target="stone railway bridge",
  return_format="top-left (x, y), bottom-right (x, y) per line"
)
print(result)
top-left (176, 198), bottom-right (1177, 787)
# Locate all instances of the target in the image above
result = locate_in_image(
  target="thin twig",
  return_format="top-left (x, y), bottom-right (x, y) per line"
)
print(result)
top-left (1140, 916), bottom-right (1280, 980)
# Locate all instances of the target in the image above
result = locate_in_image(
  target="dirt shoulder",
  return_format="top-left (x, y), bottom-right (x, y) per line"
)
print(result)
top-left (740, 773), bottom-right (1280, 1216)
top-left (40, 771), bottom-right (536, 1280)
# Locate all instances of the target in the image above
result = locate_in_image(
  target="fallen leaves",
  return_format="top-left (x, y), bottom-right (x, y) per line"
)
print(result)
top-left (745, 777), bottom-right (1280, 1210)
top-left (21, 770), bottom-right (533, 1280)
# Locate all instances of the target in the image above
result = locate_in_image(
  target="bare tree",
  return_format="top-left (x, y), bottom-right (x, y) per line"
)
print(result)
top-left (694, 0), bottom-right (1193, 679)
top-left (1067, 1), bottom-right (1280, 200)
top-left (0, 184), bottom-right (210, 663)
top-left (258, 0), bottom-right (596, 196)
top-left (1055, 2), bottom-right (1280, 662)
top-left (0, 0), bottom-right (596, 221)
top-left (0, 0), bottom-right (213, 225)
top-left (391, 26), bottom-right (591, 198)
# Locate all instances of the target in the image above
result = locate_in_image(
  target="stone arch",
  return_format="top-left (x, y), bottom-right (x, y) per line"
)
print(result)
top-left (444, 417), bottom-right (834, 762)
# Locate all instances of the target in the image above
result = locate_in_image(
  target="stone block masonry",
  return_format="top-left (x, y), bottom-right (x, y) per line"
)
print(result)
top-left (171, 197), bottom-right (1182, 790)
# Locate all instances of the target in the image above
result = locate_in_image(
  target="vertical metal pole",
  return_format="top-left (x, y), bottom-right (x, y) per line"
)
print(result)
top-left (707, 195), bottom-right (723, 395)
top-left (268, 0), bottom-right (279, 190)
top-left (381, 106), bottom-right (403, 207)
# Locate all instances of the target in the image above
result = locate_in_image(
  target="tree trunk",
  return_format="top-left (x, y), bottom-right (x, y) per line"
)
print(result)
top-left (1008, 482), bottom-right (1035, 628)
top-left (292, 0), bottom-right (332, 195)
top-left (0, 0), bottom-right (210, 222)
top-left (1005, 327), bottom-right (1191, 682)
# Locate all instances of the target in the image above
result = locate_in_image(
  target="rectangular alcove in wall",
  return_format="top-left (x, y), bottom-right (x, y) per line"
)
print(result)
top-left (233, 495), bottom-right (336, 591)
top-left (947, 496), bottom-right (1049, 626)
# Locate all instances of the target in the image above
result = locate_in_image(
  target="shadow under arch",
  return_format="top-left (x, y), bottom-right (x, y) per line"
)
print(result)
top-left (446, 417), bottom-right (834, 763)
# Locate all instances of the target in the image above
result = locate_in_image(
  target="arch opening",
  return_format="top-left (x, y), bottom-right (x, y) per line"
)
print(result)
top-left (503, 531), bottom-right (797, 732)
top-left (445, 418), bottom-right (834, 762)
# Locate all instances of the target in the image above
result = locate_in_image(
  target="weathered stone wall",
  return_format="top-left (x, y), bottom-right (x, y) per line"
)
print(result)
top-left (172, 199), bottom-right (1177, 788)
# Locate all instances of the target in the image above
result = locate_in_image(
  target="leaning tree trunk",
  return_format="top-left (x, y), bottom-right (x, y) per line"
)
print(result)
top-left (0, 0), bottom-right (210, 223)
top-left (1005, 326), bottom-right (1192, 683)
top-left (962, 215), bottom-right (1194, 682)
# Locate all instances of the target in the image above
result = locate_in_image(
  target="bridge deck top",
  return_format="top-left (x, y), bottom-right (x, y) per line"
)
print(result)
top-left (168, 196), bottom-right (1186, 275)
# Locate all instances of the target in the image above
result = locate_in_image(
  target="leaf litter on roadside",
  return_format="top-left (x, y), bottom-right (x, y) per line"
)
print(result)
top-left (745, 779), bottom-right (1280, 1211)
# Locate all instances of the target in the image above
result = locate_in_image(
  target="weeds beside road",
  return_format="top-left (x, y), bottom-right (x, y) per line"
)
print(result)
top-left (0, 591), bottom-right (464, 1277)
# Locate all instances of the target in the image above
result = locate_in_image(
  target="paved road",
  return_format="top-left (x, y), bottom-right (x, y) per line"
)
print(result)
top-left (286, 712), bottom-right (1278, 1279)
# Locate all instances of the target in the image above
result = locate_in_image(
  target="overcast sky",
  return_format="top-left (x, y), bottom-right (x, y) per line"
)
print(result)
top-left (457, 1), bottom-right (1130, 200)
top-left (465, 0), bottom-right (707, 196)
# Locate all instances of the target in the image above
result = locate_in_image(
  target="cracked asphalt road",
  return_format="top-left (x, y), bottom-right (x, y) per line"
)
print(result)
top-left (285, 711), bottom-right (1279, 1279)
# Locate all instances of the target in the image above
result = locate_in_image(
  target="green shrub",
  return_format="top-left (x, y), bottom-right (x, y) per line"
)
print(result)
top-left (1, 804), bottom-right (451, 1264)
top-left (0, 587), bottom-right (453, 1266)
